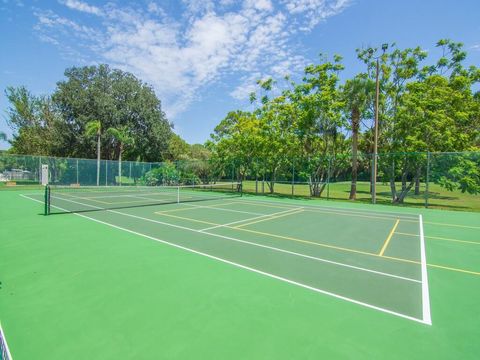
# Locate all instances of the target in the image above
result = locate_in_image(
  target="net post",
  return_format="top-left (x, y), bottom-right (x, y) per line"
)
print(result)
top-left (177, 186), bottom-right (180, 203)
top-left (44, 185), bottom-right (50, 215)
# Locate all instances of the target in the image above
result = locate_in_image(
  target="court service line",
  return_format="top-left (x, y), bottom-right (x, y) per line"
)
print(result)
top-left (199, 208), bottom-right (303, 232)
top-left (379, 219), bottom-right (400, 256)
top-left (21, 194), bottom-right (428, 325)
top-left (419, 215), bottom-right (432, 325)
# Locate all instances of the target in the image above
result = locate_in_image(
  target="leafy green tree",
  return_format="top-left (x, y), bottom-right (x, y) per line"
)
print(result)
top-left (142, 162), bottom-right (179, 186)
top-left (289, 55), bottom-right (345, 196)
top-left (166, 134), bottom-right (190, 160)
top-left (210, 110), bottom-right (264, 183)
top-left (0, 132), bottom-right (7, 142)
top-left (85, 120), bottom-right (102, 186)
top-left (52, 64), bottom-right (172, 161)
top-left (341, 75), bottom-right (374, 199)
top-left (106, 126), bottom-right (134, 185)
top-left (5, 86), bottom-right (64, 155)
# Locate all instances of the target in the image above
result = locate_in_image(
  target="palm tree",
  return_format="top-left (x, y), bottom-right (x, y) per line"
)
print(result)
top-left (106, 126), bottom-right (133, 186)
top-left (342, 76), bottom-right (373, 200)
top-left (85, 121), bottom-right (102, 186)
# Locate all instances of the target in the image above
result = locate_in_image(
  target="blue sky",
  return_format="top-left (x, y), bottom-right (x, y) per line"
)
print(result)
top-left (1, 0), bottom-right (479, 150)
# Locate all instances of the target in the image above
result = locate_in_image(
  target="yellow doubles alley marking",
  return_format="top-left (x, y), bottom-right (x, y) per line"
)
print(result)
top-left (234, 208), bottom-right (304, 228)
top-left (379, 219), bottom-right (400, 256)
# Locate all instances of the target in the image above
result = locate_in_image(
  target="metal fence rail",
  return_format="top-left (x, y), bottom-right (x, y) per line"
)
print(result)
top-left (1, 151), bottom-right (479, 211)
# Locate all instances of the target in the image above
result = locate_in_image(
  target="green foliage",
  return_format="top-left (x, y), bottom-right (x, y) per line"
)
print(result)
top-left (5, 86), bottom-right (65, 155)
top-left (209, 39), bottom-right (480, 202)
top-left (85, 120), bottom-right (101, 137)
top-left (142, 162), bottom-right (179, 186)
top-left (5, 65), bottom-right (174, 161)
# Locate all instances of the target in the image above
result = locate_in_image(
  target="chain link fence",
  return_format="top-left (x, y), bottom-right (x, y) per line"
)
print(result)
top-left (1, 151), bottom-right (479, 211)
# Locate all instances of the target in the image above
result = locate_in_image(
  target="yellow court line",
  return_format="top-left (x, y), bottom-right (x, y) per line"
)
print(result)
top-left (233, 199), bottom-right (418, 223)
top-left (234, 209), bottom-right (304, 228)
top-left (426, 263), bottom-right (480, 276)
top-left (155, 212), bottom-right (218, 226)
top-left (379, 219), bottom-right (401, 256)
top-left (153, 208), bottom-right (480, 277)
top-left (234, 226), bottom-right (480, 276)
top-left (423, 221), bottom-right (480, 230)
top-left (232, 200), bottom-right (297, 210)
top-left (302, 208), bottom-right (413, 223)
top-left (232, 225), bottom-right (391, 260)
top-left (396, 232), bottom-right (480, 246)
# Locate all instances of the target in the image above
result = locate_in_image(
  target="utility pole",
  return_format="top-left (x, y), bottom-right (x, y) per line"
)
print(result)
top-left (370, 43), bottom-right (388, 204)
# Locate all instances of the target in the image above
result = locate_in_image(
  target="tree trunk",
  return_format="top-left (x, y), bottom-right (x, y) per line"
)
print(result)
top-left (414, 176), bottom-right (420, 195)
top-left (349, 107), bottom-right (360, 200)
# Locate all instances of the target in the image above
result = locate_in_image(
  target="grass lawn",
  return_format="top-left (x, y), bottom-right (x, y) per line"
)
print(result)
top-left (242, 180), bottom-right (480, 212)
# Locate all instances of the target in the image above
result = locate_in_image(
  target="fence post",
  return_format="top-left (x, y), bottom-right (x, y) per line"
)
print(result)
top-left (370, 156), bottom-right (374, 204)
top-left (425, 152), bottom-right (430, 208)
top-left (291, 160), bottom-right (295, 196)
top-left (255, 158), bottom-right (258, 194)
top-left (38, 156), bottom-right (42, 184)
top-left (326, 157), bottom-right (331, 200)
top-left (262, 159), bottom-right (265, 194)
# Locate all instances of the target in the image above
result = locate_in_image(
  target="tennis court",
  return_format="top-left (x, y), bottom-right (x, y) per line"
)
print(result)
top-left (1, 185), bottom-right (479, 358)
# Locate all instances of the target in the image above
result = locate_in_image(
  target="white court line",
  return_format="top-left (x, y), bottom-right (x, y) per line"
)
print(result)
top-left (0, 321), bottom-right (13, 360)
top-left (419, 215), bottom-right (432, 325)
top-left (26, 194), bottom-right (421, 285)
top-left (235, 197), bottom-right (420, 220)
top-left (21, 194), bottom-right (427, 324)
top-left (180, 202), bottom-right (265, 216)
top-left (199, 207), bottom-right (303, 232)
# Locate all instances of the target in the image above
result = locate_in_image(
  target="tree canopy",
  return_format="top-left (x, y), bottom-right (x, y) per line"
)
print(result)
top-left (209, 39), bottom-right (480, 201)
top-left (6, 64), bottom-right (174, 162)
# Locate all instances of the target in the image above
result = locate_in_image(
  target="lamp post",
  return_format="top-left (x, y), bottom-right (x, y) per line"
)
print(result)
top-left (369, 44), bottom-right (388, 204)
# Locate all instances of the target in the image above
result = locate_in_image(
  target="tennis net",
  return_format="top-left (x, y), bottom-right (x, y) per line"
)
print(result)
top-left (45, 182), bottom-right (242, 215)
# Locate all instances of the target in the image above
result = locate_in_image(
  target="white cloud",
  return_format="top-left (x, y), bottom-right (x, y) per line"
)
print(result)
top-left (34, 0), bottom-right (352, 118)
top-left (282, 0), bottom-right (351, 30)
top-left (471, 44), bottom-right (480, 51)
top-left (60, 0), bottom-right (103, 16)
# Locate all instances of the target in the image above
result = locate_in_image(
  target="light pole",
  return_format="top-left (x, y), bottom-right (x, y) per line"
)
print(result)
top-left (369, 44), bottom-right (388, 204)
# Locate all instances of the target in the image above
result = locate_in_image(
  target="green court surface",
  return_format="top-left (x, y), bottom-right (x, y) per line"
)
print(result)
top-left (1, 188), bottom-right (479, 359)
